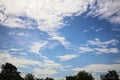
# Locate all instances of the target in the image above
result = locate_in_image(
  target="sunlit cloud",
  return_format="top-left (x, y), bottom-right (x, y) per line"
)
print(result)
top-left (87, 38), bottom-right (119, 48)
top-left (78, 38), bottom-right (119, 54)
top-left (33, 68), bottom-right (57, 76)
top-left (57, 54), bottom-right (79, 61)
top-left (87, 0), bottom-right (120, 24)
top-left (73, 63), bottom-right (120, 73)
top-left (0, 52), bottom-right (42, 68)
top-left (29, 42), bottom-right (47, 54)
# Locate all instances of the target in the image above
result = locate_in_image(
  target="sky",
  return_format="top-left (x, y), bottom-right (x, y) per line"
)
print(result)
top-left (0, 0), bottom-right (120, 80)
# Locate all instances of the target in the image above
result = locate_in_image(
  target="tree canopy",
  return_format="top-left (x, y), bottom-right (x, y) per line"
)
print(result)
top-left (101, 70), bottom-right (119, 80)
top-left (24, 73), bottom-right (35, 80)
top-left (0, 63), bottom-right (24, 80)
top-left (45, 77), bottom-right (54, 80)
top-left (66, 71), bottom-right (94, 80)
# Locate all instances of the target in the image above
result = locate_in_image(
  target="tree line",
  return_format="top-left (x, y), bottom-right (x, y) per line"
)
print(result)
top-left (0, 63), bottom-right (119, 80)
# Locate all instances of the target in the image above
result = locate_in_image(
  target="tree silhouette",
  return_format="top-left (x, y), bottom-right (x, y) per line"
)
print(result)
top-left (24, 73), bottom-right (35, 80)
top-left (45, 77), bottom-right (54, 80)
top-left (66, 75), bottom-right (76, 80)
top-left (0, 63), bottom-right (24, 80)
top-left (35, 78), bottom-right (44, 80)
top-left (76, 71), bottom-right (94, 80)
top-left (101, 70), bottom-right (119, 80)
top-left (66, 71), bottom-right (94, 80)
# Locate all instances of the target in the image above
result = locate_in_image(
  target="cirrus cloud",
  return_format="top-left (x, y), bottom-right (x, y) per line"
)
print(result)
top-left (57, 54), bottom-right (79, 61)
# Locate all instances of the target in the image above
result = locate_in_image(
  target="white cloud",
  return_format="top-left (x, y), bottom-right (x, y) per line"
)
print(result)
top-left (95, 48), bottom-right (119, 54)
top-left (78, 38), bottom-right (119, 54)
top-left (0, 0), bottom-right (88, 47)
top-left (29, 42), bottom-right (47, 54)
top-left (79, 47), bottom-right (94, 53)
top-left (46, 42), bottom-right (59, 49)
top-left (0, 52), bottom-right (42, 68)
top-left (33, 68), bottom-right (57, 76)
top-left (114, 58), bottom-right (120, 63)
top-left (87, 38), bottom-right (119, 48)
top-left (9, 48), bottom-right (22, 51)
top-left (1, 0), bottom-right (119, 48)
top-left (83, 29), bottom-right (89, 33)
top-left (0, 16), bottom-right (26, 28)
top-left (43, 59), bottom-right (64, 69)
top-left (50, 34), bottom-right (70, 47)
top-left (17, 33), bottom-right (26, 36)
top-left (79, 47), bottom-right (119, 54)
top-left (8, 31), bottom-right (29, 37)
top-left (73, 63), bottom-right (120, 73)
top-left (0, 52), bottom-right (58, 77)
top-left (95, 28), bottom-right (103, 32)
top-left (88, 0), bottom-right (120, 24)
top-left (0, 51), bottom-right (65, 74)
top-left (57, 54), bottom-right (78, 61)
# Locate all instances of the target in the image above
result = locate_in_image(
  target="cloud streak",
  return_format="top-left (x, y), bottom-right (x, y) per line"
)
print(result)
top-left (1, 0), bottom-right (120, 47)
top-left (78, 38), bottom-right (119, 54)
top-left (57, 54), bottom-right (79, 61)
top-left (73, 63), bottom-right (120, 73)
top-left (0, 51), bottom-right (64, 72)
top-left (88, 0), bottom-right (120, 24)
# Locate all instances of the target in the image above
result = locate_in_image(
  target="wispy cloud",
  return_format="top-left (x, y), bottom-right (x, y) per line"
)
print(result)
top-left (95, 28), bottom-right (103, 32)
top-left (8, 31), bottom-right (29, 37)
top-left (79, 47), bottom-right (94, 53)
top-left (83, 29), bottom-right (90, 33)
top-left (114, 58), bottom-right (120, 63)
top-left (1, 0), bottom-right (120, 48)
top-left (0, 0), bottom-right (88, 47)
top-left (43, 59), bottom-right (63, 69)
top-left (95, 48), bottom-right (119, 54)
top-left (78, 38), bottom-right (119, 54)
top-left (73, 63), bottom-right (120, 73)
top-left (50, 33), bottom-right (70, 47)
top-left (33, 68), bottom-right (57, 76)
top-left (29, 42), bottom-right (47, 54)
top-left (0, 52), bottom-right (42, 68)
top-left (9, 48), bottom-right (22, 51)
top-left (87, 38), bottom-right (119, 48)
top-left (87, 0), bottom-right (120, 24)
top-left (57, 54), bottom-right (79, 61)
top-left (0, 51), bottom-right (65, 74)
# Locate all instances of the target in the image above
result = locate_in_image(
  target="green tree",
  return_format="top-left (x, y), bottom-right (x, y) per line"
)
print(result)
top-left (45, 77), bottom-right (54, 80)
top-left (66, 75), bottom-right (76, 80)
top-left (24, 73), bottom-right (35, 80)
top-left (101, 70), bottom-right (119, 80)
top-left (35, 78), bottom-right (43, 80)
top-left (76, 71), bottom-right (94, 80)
top-left (0, 63), bottom-right (24, 80)
top-left (66, 71), bottom-right (94, 80)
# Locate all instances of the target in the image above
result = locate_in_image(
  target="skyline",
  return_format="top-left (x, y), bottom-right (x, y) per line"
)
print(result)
top-left (0, 0), bottom-right (120, 80)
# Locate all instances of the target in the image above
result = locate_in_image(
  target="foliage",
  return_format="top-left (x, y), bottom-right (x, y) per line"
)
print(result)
top-left (76, 71), bottom-right (94, 80)
top-left (66, 71), bottom-right (94, 80)
top-left (24, 73), bottom-right (35, 80)
top-left (45, 77), bottom-right (54, 80)
top-left (0, 63), bottom-right (24, 80)
top-left (66, 75), bottom-right (76, 80)
top-left (35, 78), bottom-right (44, 80)
top-left (101, 70), bottom-right (119, 80)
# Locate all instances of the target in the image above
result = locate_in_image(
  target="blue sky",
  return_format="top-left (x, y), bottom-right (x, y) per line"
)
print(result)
top-left (0, 0), bottom-right (120, 80)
